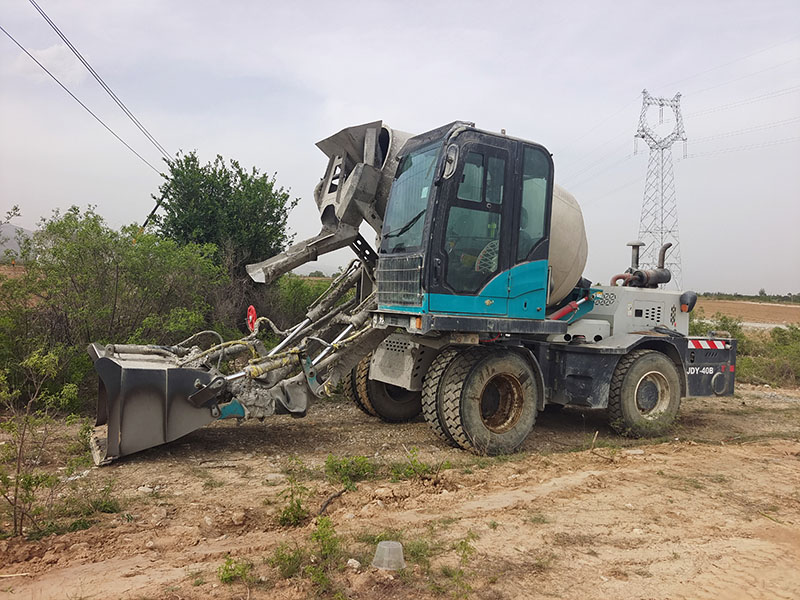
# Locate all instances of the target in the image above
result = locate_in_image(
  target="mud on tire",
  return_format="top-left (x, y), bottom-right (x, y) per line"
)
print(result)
top-left (608, 349), bottom-right (682, 437)
top-left (439, 349), bottom-right (538, 455)
top-left (355, 352), bottom-right (422, 423)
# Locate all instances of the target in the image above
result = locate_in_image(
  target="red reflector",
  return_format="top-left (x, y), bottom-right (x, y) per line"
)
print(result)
top-left (246, 305), bottom-right (257, 332)
top-left (729, 365), bottom-right (735, 372)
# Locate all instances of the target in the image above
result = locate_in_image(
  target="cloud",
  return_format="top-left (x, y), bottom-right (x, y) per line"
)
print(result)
top-left (11, 42), bottom-right (88, 87)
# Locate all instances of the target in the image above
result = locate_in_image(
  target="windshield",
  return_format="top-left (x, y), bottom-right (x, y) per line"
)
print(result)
top-left (380, 144), bottom-right (440, 253)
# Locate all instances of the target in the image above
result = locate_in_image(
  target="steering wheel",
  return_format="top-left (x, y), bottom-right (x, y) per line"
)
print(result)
top-left (475, 240), bottom-right (499, 273)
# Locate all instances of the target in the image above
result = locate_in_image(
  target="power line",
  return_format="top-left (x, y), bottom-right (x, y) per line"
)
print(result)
top-left (27, 0), bottom-right (171, 160)
top-left (691, 116), bottom-right (800, 143)
top-left (686, 85), bottom-right (800, 117)
top-left (684, 57), bottom-right (800, 97)
top-left (0, 24), bottom-right (161, 175)
top-left (658, 34), bottom-right (800, 90)
top-left (681, 136), bottom-right (800, 159)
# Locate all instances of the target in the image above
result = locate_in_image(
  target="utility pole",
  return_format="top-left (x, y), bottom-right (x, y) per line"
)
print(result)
top-left (634, 89), bottom-right (687, 287)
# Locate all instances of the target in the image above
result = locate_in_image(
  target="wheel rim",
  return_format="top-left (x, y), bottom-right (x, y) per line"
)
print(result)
top-left (479, 373), bottom-right (524, 433)
top-left (634, 370), bottom-right (671, 418)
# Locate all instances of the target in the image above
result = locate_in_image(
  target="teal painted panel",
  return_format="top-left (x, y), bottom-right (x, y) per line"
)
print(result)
top-left (428, 269), bottom-right (509, 315)
top-left (507, 260), bottom-right (549, 320)
top-left (376, 304), bottom-right (426, 314)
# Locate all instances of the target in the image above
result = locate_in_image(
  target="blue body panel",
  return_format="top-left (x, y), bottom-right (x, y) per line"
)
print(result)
top-left (377, 259), bottom-right (550, 320)
top-left (507, 260), bottom-right (549, 319)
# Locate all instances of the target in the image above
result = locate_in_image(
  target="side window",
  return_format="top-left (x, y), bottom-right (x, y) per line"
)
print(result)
top-left (457, 152), bottom-right (505, 205)
top-left (517, 147), bottom-right (550, 261)
top-left (445, 150), bottom-right (507, 293)
top-left (457, 152), bottom-right (483, 202)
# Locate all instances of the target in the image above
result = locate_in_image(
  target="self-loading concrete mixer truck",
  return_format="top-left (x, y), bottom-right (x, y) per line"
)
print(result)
top-left (88, 120), bottom-right (736, 464)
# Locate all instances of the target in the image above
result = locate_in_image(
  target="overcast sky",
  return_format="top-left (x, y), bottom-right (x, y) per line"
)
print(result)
top-left (2, 0), bottom-right (799, 294)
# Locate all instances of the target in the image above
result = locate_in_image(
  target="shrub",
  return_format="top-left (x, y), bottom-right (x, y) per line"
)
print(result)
top-left (324, 454), bottom-right (376, 490)
top-left (277, 477), bottom-right (310, 527)
top-left (217, 556), bottom-right (253, 584)
top-left (268, 543), bottom-right (306, 579)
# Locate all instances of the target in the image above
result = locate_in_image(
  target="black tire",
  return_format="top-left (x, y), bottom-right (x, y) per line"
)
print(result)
top-left (422, 348), bottom-right (460, 446)
top-left (355, 353), bottom-right (422, 423)
top-left (352, 355), bottom-right (378, 417)
top-left (342, 368), bottom-right (374, 417)
top-left (608, 349), bottom-right (682, 437)
top-left (440, 350), bottom-right (538, 455)
top-left (421, 347), bottom-right (487, 446)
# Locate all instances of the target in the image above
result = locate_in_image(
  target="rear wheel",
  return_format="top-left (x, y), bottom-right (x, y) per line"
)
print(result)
top-left (355, 353), bottom-right (422, 423)
top-left (608, 349), bottom-right (681, 437)
top-left (439, 350), bottom-right (538, 455)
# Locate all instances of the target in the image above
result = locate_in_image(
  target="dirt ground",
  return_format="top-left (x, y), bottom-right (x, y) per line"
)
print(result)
top-left (696, 298), bottom-right (800, 326)
top-left (1, 384), bottom-right (799, 600)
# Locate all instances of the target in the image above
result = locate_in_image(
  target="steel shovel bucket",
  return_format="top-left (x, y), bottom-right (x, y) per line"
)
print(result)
top-left (88, 343), bottom-right (219, 465)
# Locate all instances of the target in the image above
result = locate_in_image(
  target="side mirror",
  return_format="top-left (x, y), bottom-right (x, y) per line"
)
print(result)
top-left (441, 144), bottom-right (459, 179)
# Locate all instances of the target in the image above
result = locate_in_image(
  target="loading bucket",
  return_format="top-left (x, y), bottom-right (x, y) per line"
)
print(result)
top-left (88, 344), bottom-right (219, 465)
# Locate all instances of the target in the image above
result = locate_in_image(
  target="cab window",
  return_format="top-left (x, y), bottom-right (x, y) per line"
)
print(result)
top-left (517, 147), bottom-right (550, 261)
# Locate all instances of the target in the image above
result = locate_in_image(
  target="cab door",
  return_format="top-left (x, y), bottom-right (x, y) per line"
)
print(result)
top-left (506, 144), bottom-right (554, 319)
top-left (427, 134), bottom-right (516, 316)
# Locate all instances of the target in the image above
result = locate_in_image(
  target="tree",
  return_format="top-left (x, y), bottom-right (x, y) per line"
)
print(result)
top-left (154, 152), bottom-right (298, 275)
top-left (0, 206), bottom-right (224, 405)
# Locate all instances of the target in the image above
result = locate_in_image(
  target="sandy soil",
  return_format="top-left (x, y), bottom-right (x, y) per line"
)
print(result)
top-left (1, 384), bottom-right (799, 600)
top-left (696, 299), bottom-right (800, 326)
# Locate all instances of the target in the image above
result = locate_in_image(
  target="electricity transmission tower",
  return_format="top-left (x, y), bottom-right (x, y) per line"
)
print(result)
top-left (634, 89), bottom-right (687, 287)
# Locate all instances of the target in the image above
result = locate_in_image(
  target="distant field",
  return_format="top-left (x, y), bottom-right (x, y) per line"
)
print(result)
top-left (697, 298), bottom-right (800, 325)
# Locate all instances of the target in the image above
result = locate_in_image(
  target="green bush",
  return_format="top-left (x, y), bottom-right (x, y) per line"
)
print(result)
top-left (268, 543), bottom-right (306, 578)
top-left (324, 454), bottom-right (376, 490)
top-left (736, 324), bottom-right (800, 387)
top-left (311, 516), bottom-right (341, 561)
top-left (217, 556), bottom-right (253, 584)
top-left (0, 206), bottom-right (224, 409)
top-left (693, 311), bottom-right (800, 387)
top-left (277, 477), bottom-right (310, 527)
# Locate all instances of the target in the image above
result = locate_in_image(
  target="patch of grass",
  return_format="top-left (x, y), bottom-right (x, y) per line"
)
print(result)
top-left (324, 454), bottom-right (376, 490)
top-left (487, 520), bottom-right (499, 530)
top-left (187, 569), bottom-right (205, 587)
top-left (312, 516), bottom-right (341, 561)
top-left (388, 447), bottom-right (450, 481)
top-left (202, 477), bottom-right (224, 489)
top-left (526, 512), bottom-right (549, 525)
top-left (453, 530), bottom-right (479, 564)
top-left (67, 518), bottom-right (93, 532)
top-left (217, 556), bottom-right (253, 584)
top-left (268, 543), bottom-right (306, 579)
top-left (277, 476), bottom-right (310, 527)
top-left (283, 455), bottom-right (313, 478)
top-left (86, 485), bottom-right (121, 514)
top-left (405, 539), bottom-right (437, 569)
top-left (304, 564), bottom-right (333, 595)
top-left (529, 550), bottom-right (557, 573)
top-left (440, 565), bottom-right (472, 599)
top-left (356, 528), bottom-right (405, 545)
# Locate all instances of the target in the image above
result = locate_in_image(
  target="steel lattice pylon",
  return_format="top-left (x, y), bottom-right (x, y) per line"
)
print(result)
top-left (634, 89), bottom-right (687, 287)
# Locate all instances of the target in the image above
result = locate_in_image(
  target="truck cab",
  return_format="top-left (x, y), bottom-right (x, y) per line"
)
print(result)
top-left (375, 122), bottom-right (573, 335)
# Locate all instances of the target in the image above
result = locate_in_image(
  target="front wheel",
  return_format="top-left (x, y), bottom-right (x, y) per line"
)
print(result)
top-left (355, 353), bottom-right (422, 423)
top-left (439, 350), bottom-right (538, 455)
top-left (608, 349), bottom-right (682, 437)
